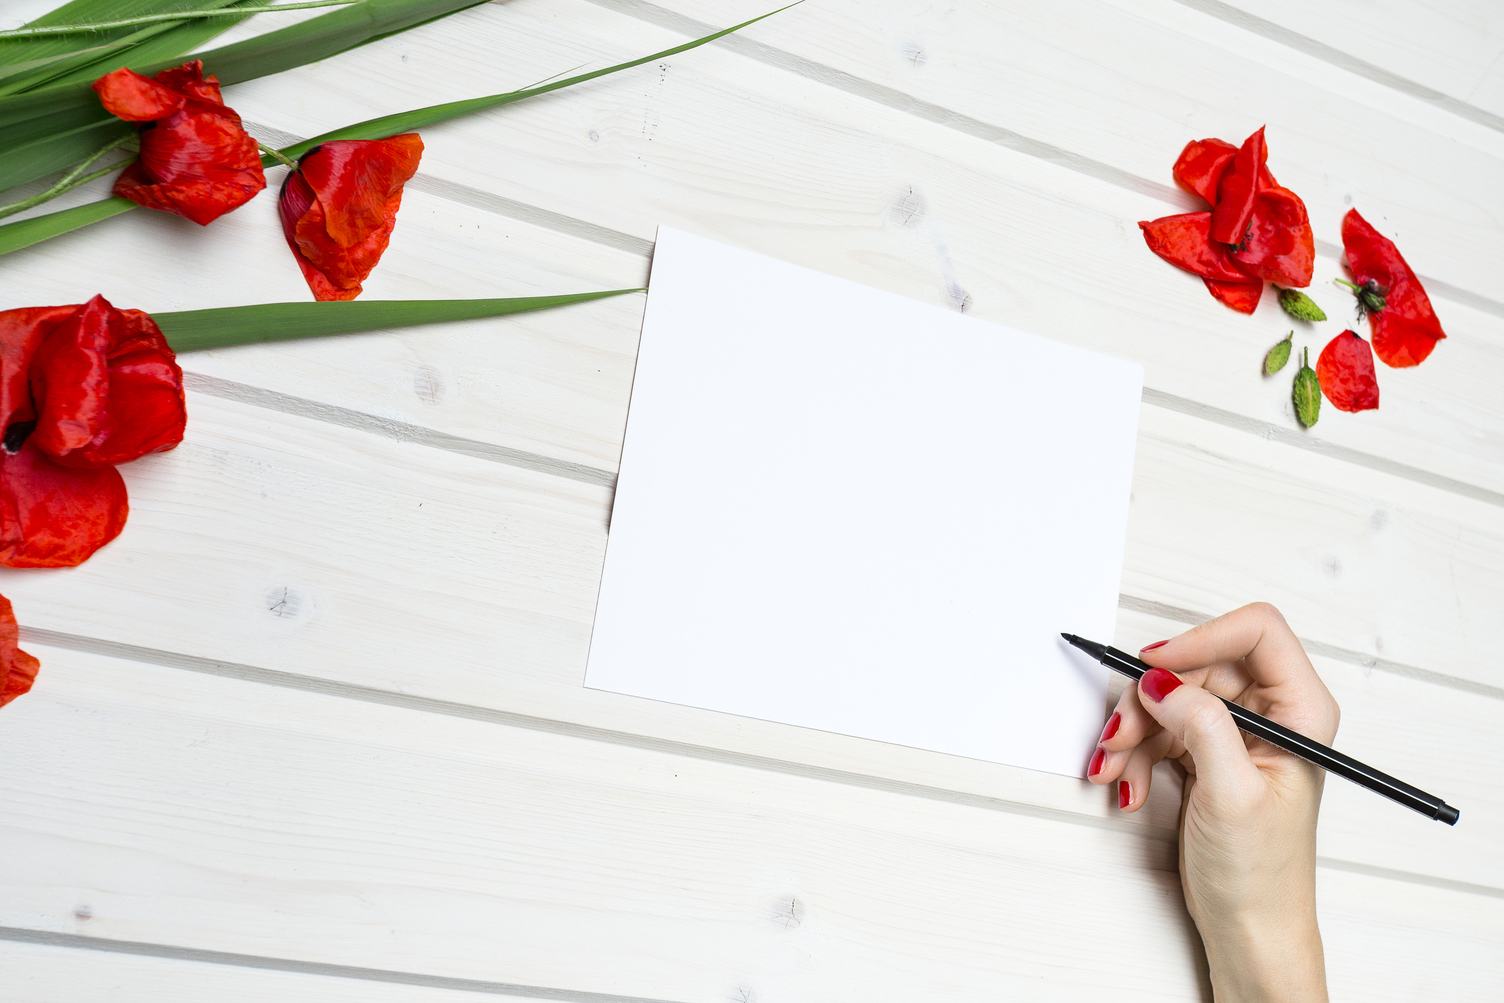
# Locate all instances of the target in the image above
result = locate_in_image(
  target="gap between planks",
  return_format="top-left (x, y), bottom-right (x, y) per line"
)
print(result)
top-left (0, 927), bottom-right (687, 1003)
top-left (1167, 0), bottom-right (1504, 135)
top-left (580, 0), bottom-right (1504, 321)
top-left (19, 622), bottom-right (1504, 902)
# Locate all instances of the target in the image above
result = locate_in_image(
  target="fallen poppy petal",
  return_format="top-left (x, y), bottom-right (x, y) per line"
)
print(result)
top-left (0, 593), bottom-right (40, 709)
top-left (1203, 277), bottom-right (1264, 314)
top-left (1208, 126), bottom-right (1267, 246)
top-left (1341, 209), bottom-right (1445, 368)
top-left (1172, 138), bottom-right (1237, 205)
top-left (0, 441), bottom-right (128, 569)
top-left (1231, 184), bottom-right (1314, 288)
top-left (1140, 212), bottom-right (1252, 283)
top-left (1316, 330), bottom-right (1380, 413)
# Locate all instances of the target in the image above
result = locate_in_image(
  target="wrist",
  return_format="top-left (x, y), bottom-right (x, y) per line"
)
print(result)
top-left (1200, 910), bottom-right (1327, 1002)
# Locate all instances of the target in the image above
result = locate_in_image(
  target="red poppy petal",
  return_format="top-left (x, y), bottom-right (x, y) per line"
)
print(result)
top-left (84, 309), bottom-right (186, 465)
top-left (0, 593), bottom-right (40, 709)
top-left (1203, 277), bottom-right (1263, 314)
top-left (1371, 315), bottom-right (1445, 368)
top-left (1209, 126), bottom-right (1267, 245)
top-left (278, 172), bottom-right (357, 301)
top-left (1341, 209), bottom-right (1446, 368)
top-left (297, 135), bottom-right (423, 247)
top-left (1172, 138), bottom-right (1237, 205)
top-left (1316, 330), bottom-right (1380, 412)
top-left (0, 442), bottom-right (127, 569)
top-left (93, 67), bottom-right (185, 121)
top-left (1140, 212), bottom-right (1253, 283)
top-left (1, 305), bottom-right (74, 430)
top-left (29, 295), bottom-right (114, 458)
top-left (26, 298), bottom-right (185, 468)
top-left (1231, 184), bottom-right (1314, 287)
top-left (151, 60), bottom-right (223, 105)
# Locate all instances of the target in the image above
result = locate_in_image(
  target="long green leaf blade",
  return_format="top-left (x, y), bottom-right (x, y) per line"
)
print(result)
top-left (0, 0), bottom-right (487, 137)
top-left (0, 0), bottom-right (254, 96)
top-left (0, 195), bottom-right (134, 256)
top-left (154, 290), bottom-right (641, 351)
top-left (282, 4), bottom-right (799, 156)
top-left (0, 1), bottom-right (232, 71)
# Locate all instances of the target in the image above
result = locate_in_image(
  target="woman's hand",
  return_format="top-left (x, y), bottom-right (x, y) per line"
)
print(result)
top-left (1087, 603), bottom-right (1339, 1002)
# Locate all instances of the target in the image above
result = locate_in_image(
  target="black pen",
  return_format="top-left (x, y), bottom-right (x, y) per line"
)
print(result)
top-left (1061, 633), bottom-right (1460, 826)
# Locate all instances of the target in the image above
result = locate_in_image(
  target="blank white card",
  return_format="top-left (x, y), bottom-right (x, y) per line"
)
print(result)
top-left (586, 228), bottom-right (1142, 778)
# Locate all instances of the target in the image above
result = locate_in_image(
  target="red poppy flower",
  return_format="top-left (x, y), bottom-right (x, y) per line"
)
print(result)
top-left (1316, 330), bottom-right (1380, 413)
top-left (278, 135), bottom-right (424, 301)
top-left (93, 60), bottom-right (266, 225)
top-left (0, 593), bottom-right (40, 709)
top-left (1340, 209), bottom-right (1445, 368)
top-left (1145, 126), bottom-right (1313, 310)
top-left (1, 295), bottom-right (184, 568)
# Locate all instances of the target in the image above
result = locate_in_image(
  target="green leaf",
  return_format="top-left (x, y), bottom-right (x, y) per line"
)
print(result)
top-left (0, 195), bottom-right (135, 256)
top-left (280, 4), bottom-right (800, 159)
top-left (0, 0), bottom-right (489, 144)
top-left (1293, 346), bottom-right (1321, 429)
top-left (0, 5), bottom-right (795, 252)
top-left (0, 0), bottom-right (255, 96)
top-left (1263, 332), bottom-right (1292, 376)
top-left (154, 289), bottom-right (641, 352)
top-left (0, 0), bottom-right (237, 75)
top-left (1276, 287), bottom-right (1326, 323)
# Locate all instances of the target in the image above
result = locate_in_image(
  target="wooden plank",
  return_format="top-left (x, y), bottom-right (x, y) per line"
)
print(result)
top-left (182, 0), bottom-right (1504, 497)
top-left (3, 645), bottom-right (1501, 1000)
top-left (1212, 0), bottom-right (1504, 119)
top-left (0, 940), bottom-right (534, 1003)
top-left (1, 395), bottom-right (1495, 888)
top-left (637, 0), bottom-right (1504, 293)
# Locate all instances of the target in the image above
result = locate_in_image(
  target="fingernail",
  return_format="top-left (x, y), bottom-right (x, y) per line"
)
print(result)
top-left (1118, 780), bottom-right (1132, 809)
top-left (1140, 640), bottom-right (1168, 653)
top-left (1140, 667), bottom-right (1182, 703)
top-left (1100, 712), bottom-right (1121, 742)
top-left (1088, 746), bottom-right (1106, 777)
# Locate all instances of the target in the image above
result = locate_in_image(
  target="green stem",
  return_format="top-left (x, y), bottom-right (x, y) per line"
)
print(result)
top-left (257, 141), bottom-right (299, 169)
top-left (0, 134), bottom-right (135, 220)
top-left (0, 0), bottom-right (358, 38)
top-left (1332, 278), bottom-right (1359, 292)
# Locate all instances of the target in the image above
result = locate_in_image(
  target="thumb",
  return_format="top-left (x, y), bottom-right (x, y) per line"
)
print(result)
top-left (1137, 668), bottom-right (1262, 800)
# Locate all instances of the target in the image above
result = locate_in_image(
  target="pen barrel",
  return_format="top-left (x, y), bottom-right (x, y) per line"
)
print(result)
top-left (1219, 700), bottom-right (1450, 819)
top-left (1093, 644), bottom-right (1456, 824)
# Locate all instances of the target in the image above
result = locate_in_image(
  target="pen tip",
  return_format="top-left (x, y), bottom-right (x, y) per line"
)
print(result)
top-left (1060, 632), bottom-right (1075, 643)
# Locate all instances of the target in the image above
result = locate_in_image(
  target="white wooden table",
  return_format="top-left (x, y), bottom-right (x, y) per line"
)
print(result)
top-left (3, 1), bottom-right (1502, 998)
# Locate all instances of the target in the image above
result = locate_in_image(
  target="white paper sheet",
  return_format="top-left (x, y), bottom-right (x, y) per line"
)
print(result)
top-left (585, 227), bottom-right (1142, 778)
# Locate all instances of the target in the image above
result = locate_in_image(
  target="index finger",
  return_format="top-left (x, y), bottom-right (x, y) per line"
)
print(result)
top-left (1137, 602), bottom-right (1316, 690)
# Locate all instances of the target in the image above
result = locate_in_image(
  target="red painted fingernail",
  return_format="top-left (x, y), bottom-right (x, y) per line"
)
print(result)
top-left (1140, 640), bottom-right (1168, 653)
top-left (1118, 780), bottom-right (1132, 809)
top-left (1088, 746), bottom-right (1106, 777)
top-left (1140, 667), bottom-right (1182, 702)
top-left (1100, 712), bottom-right (1121, 742)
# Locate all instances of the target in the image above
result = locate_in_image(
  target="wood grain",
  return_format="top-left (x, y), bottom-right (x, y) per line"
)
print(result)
top-left (3, 646), bottom-right (1501, 1000)
top-left (0, 0), bottom-right (1495, 995)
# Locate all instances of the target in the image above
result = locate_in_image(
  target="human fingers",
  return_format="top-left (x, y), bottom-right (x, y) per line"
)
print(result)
top-left (1136, 667), bottom-right (1263, 806)
top-left (1115, 730), bottom-right (1174, 813)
